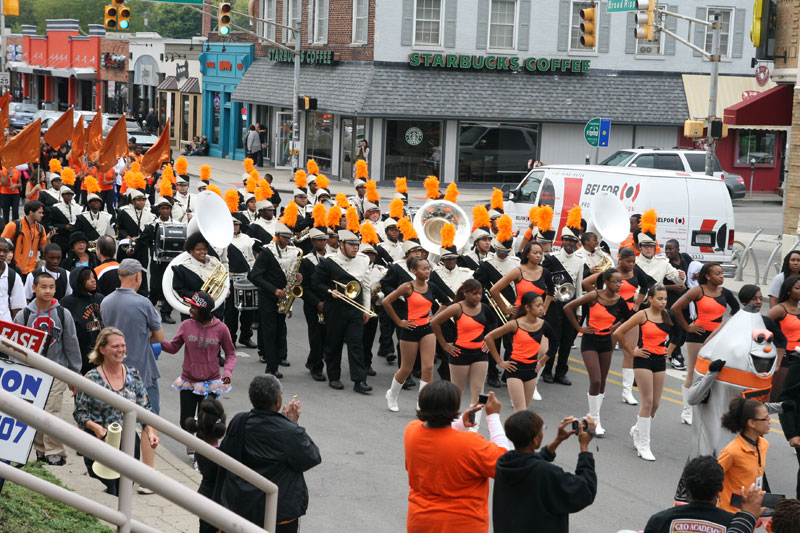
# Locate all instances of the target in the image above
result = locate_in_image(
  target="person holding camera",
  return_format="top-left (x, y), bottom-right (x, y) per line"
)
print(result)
top-left (492, 410), bottom-right (597, 533)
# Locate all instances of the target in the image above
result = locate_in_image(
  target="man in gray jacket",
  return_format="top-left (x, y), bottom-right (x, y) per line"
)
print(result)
top-left (245, 124), bottom-right (261, 162)
top-left (14, 271), bottom-right (81, 466)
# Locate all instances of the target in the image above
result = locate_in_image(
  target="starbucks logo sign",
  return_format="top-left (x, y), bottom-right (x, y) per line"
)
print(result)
top-left (405, 127), bottom-right (424, 146)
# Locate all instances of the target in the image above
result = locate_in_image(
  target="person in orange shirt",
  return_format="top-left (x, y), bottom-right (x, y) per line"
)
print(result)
top-left (0, 167), bottom-right (21, 225)
top-left (1, 200), bottom-right (51, 276)
top-left (404, 381), bottom-right (509, 533)
top-left (717, 397), bottom-right (771, 513)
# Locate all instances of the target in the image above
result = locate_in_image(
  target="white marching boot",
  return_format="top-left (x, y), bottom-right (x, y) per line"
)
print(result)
top-left (630, 420), bottom-right (640, 449)
top-left (587, 393), bottom-right (606, 437)
top-left (533, 386), bottom-right (542, 401)
top-left (416, 380), bottom-right (429, 411)
top-left (386, 378), bottom-right (402, 412)
top-left (469, 410), bottom-right (482, 433)
top-left (680, 386), bottom-right (693, 425)
top-left (621, 368), bottom-right (639, 405)
top-left (635, 416), bottom-right (656, 461)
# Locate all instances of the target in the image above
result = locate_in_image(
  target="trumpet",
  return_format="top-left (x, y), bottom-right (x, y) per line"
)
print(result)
top-left (594, 254), bottom-right (613, 272)
top-left (330, 280), bottom-right (377, 318)
top-left (485, 289), bottom-right (509, 325)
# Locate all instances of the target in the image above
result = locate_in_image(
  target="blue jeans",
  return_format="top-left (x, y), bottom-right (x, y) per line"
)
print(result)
top-left (146, 380), bottom-right (160, 415)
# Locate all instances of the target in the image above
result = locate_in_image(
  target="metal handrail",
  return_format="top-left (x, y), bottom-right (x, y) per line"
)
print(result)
top-left (734, 227), bottom-right (763, 282)
top-left (761, 234), bottom-right (800, 285)
top-left (0, 336), bottom-right (278, 533)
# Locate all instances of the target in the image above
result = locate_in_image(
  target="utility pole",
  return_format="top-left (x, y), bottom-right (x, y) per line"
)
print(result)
top-left (705, 13), bottom-right (721, 177)
top-left (291, 17), bottom-right (300, 173)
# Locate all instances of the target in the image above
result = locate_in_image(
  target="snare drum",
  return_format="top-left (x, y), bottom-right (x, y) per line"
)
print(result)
top-left (154, 222), bottom-right (187, 262)
top-left (234, 279), bottom-right (259, 311)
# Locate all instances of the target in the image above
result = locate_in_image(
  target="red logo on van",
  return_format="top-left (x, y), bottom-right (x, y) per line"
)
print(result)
top-left (620, 183), bottom-right (640, 202)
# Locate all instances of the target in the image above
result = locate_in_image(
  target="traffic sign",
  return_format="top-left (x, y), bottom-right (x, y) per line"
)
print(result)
top-left (607, 0), bottom-right (638, 12)
top-left (0, 73), bottom-right (9, 86)
top-left (585, 118), bottom-right (612, 147)
top-left (599, 118), bottom-right (611, 147)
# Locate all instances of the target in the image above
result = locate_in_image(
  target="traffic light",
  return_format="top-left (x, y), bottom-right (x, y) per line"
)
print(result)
top-left (104, 4), bottom-right (118, 29)
top-left (579, 6), bottom-right (596, 48)
top-left (118, 3), bottom-right (131, 30)
top-left (297, 96), bottom-right (318, 111)
top-left (635, 0), bottom-right (657, 41)
top-left (218, 2), bottom-right (232, 36)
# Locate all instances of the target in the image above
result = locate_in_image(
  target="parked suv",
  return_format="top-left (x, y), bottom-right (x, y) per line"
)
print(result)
top-left (599, 148), bottom-right (746, 199)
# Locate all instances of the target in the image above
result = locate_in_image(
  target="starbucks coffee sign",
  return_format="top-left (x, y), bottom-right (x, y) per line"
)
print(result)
top-left (405, 127), bottom-right (423, 146)
top-left (408, 53), bottom-right (590, 74)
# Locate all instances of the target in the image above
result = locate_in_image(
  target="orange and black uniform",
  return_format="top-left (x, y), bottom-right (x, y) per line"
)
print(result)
top-left (686, 287), bottom-right (739, 343)
top-left (618, 266), bottom-right (652, 311)
top-left (634, 312), bottom-right (680, 372)
top-left (506, 319), bottom-right (557, 382)
top-left (451, 303), bottom-right (494, 365)
top-left (775, 309), bottom-right (800, 368)
top-left (581, 295), bottom-right (632, 353)
top-left (513, 266), bottom-right (553, 306)
top-left (399, 282), bottom-right (447, 342)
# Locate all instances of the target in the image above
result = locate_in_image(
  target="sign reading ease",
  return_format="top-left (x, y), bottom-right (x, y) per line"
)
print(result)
top-left (607, 0), bottom-right (638, 12)
top-left (408, 53), bottom-right (590, 74)
top-left (268, 49), bottom-right (335, 65)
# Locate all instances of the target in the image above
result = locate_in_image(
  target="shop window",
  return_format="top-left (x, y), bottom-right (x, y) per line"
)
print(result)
top-left (384, 120), bottom-right (441, 181)
top-left (414, 0), bottom-right (442, 46)
top-left (635, 29), bottom-right (663, 57)
top-left (182, 95), bottom-right (190, 142)
top-left (192, 96), bottom-right (199, 139)
top-left (458, 122), bottom-right (538, 183)
top-left (703, 8), bottom-right (732, 58)
top-left (353, 0), bottom-right (368, 43)
top-left (211, 92), bottom-right (221, 145)
top-left (286, 0), bottom-right (301, 43)
top-left (314, 0), bottom-right (329, 43)
top-left (306, 112), bottom-right (334, 173)
top-left (260, 0), bottom-right (277, 41)
top-left (489, 0), bottom-right (516, 50)
top-left (569, 1), bottom-right (596, 52)
top-left (737, 130), bottom-right (775, 165)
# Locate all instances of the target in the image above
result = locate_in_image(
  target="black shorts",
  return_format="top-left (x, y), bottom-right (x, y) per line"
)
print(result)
top-left (581, 333), bottom-right (614, 353)
top-left (399, 323), bottom-right (433, 342)
top-left (633, 355), bottom-right (667, 372)
top-left (449, 347), bottom-right (488, 366)
top-left (506, 360), bottom-right (538, 383)
top-left (686, 329), bottom-right (712, 344)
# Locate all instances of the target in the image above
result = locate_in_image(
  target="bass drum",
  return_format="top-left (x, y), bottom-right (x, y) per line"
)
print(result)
top-left (154, 222), bottom-right (187, 262)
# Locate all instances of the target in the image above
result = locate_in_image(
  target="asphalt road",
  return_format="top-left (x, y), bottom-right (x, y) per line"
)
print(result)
top-left (151, 198), bottom-right (791, 532)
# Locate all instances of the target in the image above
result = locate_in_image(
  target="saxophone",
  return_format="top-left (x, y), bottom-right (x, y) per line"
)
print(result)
top-left (277, 250), bottom-right (304, 314)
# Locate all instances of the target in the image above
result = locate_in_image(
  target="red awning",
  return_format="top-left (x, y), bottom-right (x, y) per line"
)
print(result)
top-left (724, 83), bottom-right (793, 127)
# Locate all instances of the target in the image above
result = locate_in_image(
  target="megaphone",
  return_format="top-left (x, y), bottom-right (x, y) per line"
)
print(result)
top-left (92, 422), bottom-right (122, 480)
top-left (589, 192), bottom-right (630, 244)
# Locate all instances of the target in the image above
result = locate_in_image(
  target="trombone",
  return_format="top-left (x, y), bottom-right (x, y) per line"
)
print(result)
top-left (485, 289), bottom-right (509, 325)
top-left (330, 280), bottom-right (377, 318)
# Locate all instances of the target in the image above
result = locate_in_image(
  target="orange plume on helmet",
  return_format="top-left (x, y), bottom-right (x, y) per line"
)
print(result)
top-left (200, 165), bottom-right (211, 181)
top-left (346, 207), bottom-right (360, 233)
top-left (496, 215), bottom-right (513, 243)
top-left (49, 159), bottom-right (62, 174)
top-left (316, 174), bottom-right (329, 190)
top-left (307, 158), bottom-right (319, 176)
top-left (490, 188), bottom-right (504, 211)
top-left (397, 216), bottom-right (418, 241)
top-left (85, 176), bottom-right (101, 195)
top-left (444, 182), bottom-right (459, 203)
top-left (566, 205), bottom-right (582, 230)
top-left (395, 177), bottom-right (408, 193)
top-left (224, 189), bottom-right (239, 213)
top-left (440, 222), bottom-right (456, 249)
top-left (160, 177), bottom-right (173, 198)
top-left (528, 206), bottom-right (540, 226)
top-left (389, 198), bottom-right (404, 220)
top-left (255, 179), bottom-right (273, 201)
top-left (243, 158), bottom-right (254, 174)
top-left (366, 180), bottom-right (380, 203)
top-left (335, 193), bottom-right (350, 208)
top-left (246, 170), bottom-right (259, 193)
top-left (175, 156), bottom-right (188, 175)
top-left (207, 184), bottom-right (223, 197)
top-left (60, 167), bottom-right (76, 186)
top-left (537, 206), bottom-right (553, 232)
top-left (294, 169), bottom-right (307, 189)
top-left (130, 161), bottom-right (141, 174)
top-left (312, 203), bottom-right (327, 228)
top-left (327, 205), bottom-right (342, 228)
top-left (280, 201), bottom-right (299, 228)
top-left (424, 176), bottom-right (440, 199)
top-left (355, 159), bottom-right (368, 180)
top-left (472, 205), bottom-right (490, 231)
top-left (161, 165), bottom-right (175, 184)
top-left (641, 209), bottom-right (658, 235)
top-left (361, 222), bottom-right (379, 245)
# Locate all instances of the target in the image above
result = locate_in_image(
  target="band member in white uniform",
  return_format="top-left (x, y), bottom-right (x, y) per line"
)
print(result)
top-left (311, 229), bottom-right (373, 394)
top-left (173, 176), bottom-right (195, 221)
top-left (142, 197), bottom-right (184, 324)
top-left (576, 231), bottom-right (613, 271)
top-left (75, 193), bottom-right (114, 242)
top-left (300, 228), bottom-right (329, 382)
top-left (360, 241), bottom-right (386, 377)
top-left (117, 189), bottom-right (156, 297)
top-left (50, 186), bottom-right (79, 252)
top-left (171, 230), bottom-right (224, 320)
top-left (225, 217), bottom-right (258, 349)
top-left (459, 228), bottom-right (493, 270)
top-left (248, 200), bottom-right (277, 252)
top-left (349, 180), bottom-right (368, 219)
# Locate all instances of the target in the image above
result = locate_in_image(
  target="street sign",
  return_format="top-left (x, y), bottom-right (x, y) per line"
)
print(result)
top-left (599, 118), bottom-right (611, 147)
top-left (607, 0), bottom-right (638, 12)
top-left (0, 73), bottom-right (10, 86)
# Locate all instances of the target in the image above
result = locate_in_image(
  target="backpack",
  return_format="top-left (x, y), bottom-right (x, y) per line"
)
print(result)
top-left (12, 219), bottom-right (45, 251)
top-left (4, 265), bottom-right (16, 311)
top-left (23, 305), bottom-right (65, 356)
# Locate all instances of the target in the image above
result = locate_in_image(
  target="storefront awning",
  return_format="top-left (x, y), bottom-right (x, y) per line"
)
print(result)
top-left (7, 61), bottom-right (34, 74)
top-left (723, 83), bottom-right (793, 129)
top-left (232, 60), bottom-right (689, 124)
top-left (158, 76), bottom-right (179, 91)
top-left (50, 67), bottom-right (96, 80)
top-left (179, 77), bottom-right (201, 94)
top-left (682, 74), bottom-right (776, 120)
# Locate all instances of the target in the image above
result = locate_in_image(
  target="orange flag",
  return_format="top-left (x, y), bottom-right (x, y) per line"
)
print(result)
top-left (87, 110), bottom-right (103, 162)
top-left (0, 118), bottom-right (42, 169)
top-left (97, 115), bottom-right (128, 173)
top-left (0, 92), bottom-right (10, 110)
top-left (141, 118), bottom-right (172, 177)
top-left (70, 115), bottom-right (85, 161)
top-left (0, 92), bottom-right (10, 148)
top-left (43, 106), bottom-right (74, 150)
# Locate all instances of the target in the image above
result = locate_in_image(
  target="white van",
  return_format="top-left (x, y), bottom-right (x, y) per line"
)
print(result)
top-left (505, 165), bottom-right (735, 263)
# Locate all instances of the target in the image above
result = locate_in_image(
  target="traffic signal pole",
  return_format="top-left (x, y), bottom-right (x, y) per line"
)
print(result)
top-left (291, 16), bottom-right (300, 173)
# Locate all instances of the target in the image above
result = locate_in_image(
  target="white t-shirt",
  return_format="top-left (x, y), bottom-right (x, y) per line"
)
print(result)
top-left (0, 266), bottom-right (26, 322)
top-left (769, 272), bottom-right (786, 299)
top-left (23, 267), bottom-right (72, 301)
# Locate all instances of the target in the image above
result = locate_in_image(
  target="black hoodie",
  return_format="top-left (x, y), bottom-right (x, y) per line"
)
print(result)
top-left (492, 447), bottom-right (597, 533)
top-left (60, 266), bottom-right (104, 374)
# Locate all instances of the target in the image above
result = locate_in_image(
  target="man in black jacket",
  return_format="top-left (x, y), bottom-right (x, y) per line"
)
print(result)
top-left (216, 374), bottom-right (321, 531)
top-left (493, 410), bottom-right (597, 533)
top-left (779, 352), bottom-right (800, 498)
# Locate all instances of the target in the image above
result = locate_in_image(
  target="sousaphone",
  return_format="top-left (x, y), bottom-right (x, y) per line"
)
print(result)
top-left (412, 200), bottom-right (471, 255)
top-left (589, 192), bottom-right (631, 245)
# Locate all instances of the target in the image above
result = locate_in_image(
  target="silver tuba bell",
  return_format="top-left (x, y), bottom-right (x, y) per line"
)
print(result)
top-left (412, 199), bottom-right (471, 255)
top-left (588, 191), bottom-right (631, 245)
top-left (161, 191), bottom-right (234, 315)
top-left (552, 271), bottom-right (576, 303)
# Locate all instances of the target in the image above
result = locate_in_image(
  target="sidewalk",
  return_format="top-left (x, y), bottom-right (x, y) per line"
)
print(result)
top-left (40, 395), bottom-right (203, 532)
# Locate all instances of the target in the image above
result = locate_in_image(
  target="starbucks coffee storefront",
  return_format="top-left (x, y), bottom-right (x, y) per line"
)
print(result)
top-left (233, 52), bottom-right (688, 184)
